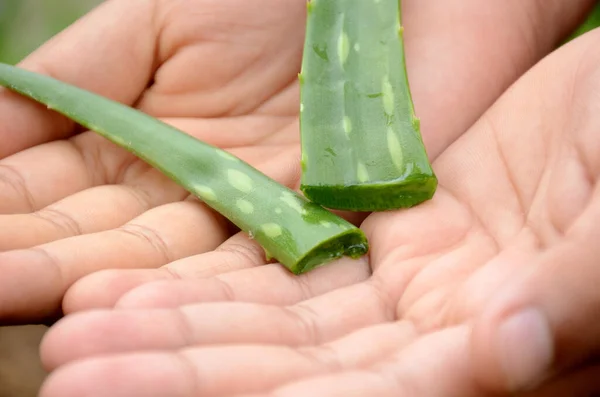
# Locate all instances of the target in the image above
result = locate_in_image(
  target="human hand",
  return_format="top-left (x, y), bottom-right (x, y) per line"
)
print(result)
top-left (2, 0), bottom-right (583, 324)
top-left (37, 5), bottom-right (600, 397)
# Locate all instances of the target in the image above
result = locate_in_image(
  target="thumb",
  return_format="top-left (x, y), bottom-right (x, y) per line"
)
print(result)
top-left (470, 202), bottom-right (600, 393)
top-left (0, 0), bottom-right (157, 158)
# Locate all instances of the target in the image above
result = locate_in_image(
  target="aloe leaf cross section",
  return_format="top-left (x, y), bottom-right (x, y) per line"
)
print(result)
top-left (0, 63), bottom-right (368, 275)
top-left (299, 0), bottom-right (437, 211)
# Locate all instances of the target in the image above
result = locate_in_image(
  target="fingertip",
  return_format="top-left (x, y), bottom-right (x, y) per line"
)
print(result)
top-left (40, 310), bottom-right (110, 370)
top-left (39, 362), bottom-right (83, 397)
top-left (41, 308), bottom-right (183, 371)
top-left (40, 353), bottom-right (191, 397)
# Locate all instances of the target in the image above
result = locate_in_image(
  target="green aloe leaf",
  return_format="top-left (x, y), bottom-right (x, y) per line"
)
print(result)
top-left (299, 0), bottom-right (437, 211)
top-left (0, 62), bottom-right (369, 274)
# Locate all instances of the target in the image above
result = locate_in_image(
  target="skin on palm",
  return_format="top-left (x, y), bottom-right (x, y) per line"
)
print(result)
top-left (36, 11), bottom-right (600, 397)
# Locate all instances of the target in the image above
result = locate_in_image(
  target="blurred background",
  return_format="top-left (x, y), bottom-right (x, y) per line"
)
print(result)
top-left (0, 0), bottom-right (102, 64)
top-left (0, 0), bottom-right (599, 396)
top-left (0, 2), bottom-right (102, 395)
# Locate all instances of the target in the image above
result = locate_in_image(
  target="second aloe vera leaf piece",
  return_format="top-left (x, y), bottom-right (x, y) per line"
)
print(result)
top-left (0, 62), bottom-right (368, 275)
top-left (299, 0), bottom-right (437, 211)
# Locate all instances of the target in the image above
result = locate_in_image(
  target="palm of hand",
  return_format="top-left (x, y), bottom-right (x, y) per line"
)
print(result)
top-left (0, 0), bottom-right (311, 321)
top-left (1, 0), bottom-right (598, 396)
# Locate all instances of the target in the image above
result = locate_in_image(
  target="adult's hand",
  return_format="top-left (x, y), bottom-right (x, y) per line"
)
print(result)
top-left (38, 15), bottom-right (600, 397)
top-left (0, 0), bottom-right (589, 324)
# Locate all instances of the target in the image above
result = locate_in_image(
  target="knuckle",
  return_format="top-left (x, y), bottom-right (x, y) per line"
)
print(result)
top-left (0, 164), bottom-right (36, 211)
top-left (33, 208), bottom-right (83, 237)
top-left (117, 223), bottom-right (173, 263)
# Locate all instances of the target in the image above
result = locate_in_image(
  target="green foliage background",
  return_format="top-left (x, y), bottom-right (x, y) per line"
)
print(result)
top-left (0, 0), bottom-right (102, 64)
top-left (566, 1), bottom-right (600, 42)
top-left (1, 0), bottom-right (600, 65)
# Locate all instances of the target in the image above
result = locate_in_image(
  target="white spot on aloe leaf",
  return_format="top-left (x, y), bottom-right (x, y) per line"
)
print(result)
top-left (357, 162), bottom-right (369, 183)
top-left (261, 223), bottom-right (282, 238)
top-left (194, 185), bottom-right (217, 201)
top-left (227, 169), bottom-right (254, 193)
top-left (236, 199), bottom-right (254, 214)
top-left (354, 43), bottom-right (360, 52)
top-left (382, 76), bottom-right (394, 115)
top-left (338, 31), bottom-right (350, 65)
top-left (387, 127), bottom-right (404, 171)
top-left (320, 221), bottom-right (332, 228)
top-left (343, 116), bottom-right (352, 138)
top-left (281, 191), bottom-right (307, 215)
top-left (275, 207), bottom-right (283, 214)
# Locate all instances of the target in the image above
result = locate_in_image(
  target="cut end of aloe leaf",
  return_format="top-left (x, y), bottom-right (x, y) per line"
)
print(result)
top-left (290, 228), bottom-right (368, 274)
top-left (301, 173), bottom-right (437, 212)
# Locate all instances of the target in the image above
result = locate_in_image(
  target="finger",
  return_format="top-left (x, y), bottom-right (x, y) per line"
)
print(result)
top-left (62, 232), bottom-right (271, 312)
top-left (1, 125), bottom-right (302, 257)
top-left (0, 182), bottom-right (190, 251)
top-left (0, 113), bottom-right (279, 213)
top-left (40, 321), bottom-right (416, 397)
top-left (42, 281), bottom-right (388, 368)
top-left (0, 116), bottom-right (295, 241)
top-left (0, 0), bottom-right (157, 158)
top-left (0, 200), bottom-right (228, 323)
top-left (0, 126), bottom-right (180, 215)
top-left (40, 348), bottom-right (323, 397)
top-left (404, 0), bottom-right (595, 158)
top-left (0, 140), bottom-right (92, 214)
top-left (64, 238), bottom-right (368, 311)
top-left (0, 110), bottom-right (292, 214)
top-left (116, 257), bottom-right (370, 309)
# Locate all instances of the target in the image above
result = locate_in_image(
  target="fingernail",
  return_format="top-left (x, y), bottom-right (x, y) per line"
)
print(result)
top-left (496, 308), bottom-right (554, 391)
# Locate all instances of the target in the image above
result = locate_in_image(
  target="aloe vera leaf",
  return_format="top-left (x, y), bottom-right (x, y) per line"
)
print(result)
top-left (0, 62), bottom-right (368, 274)
top-left (299, 0), bottom-right (437, 211)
